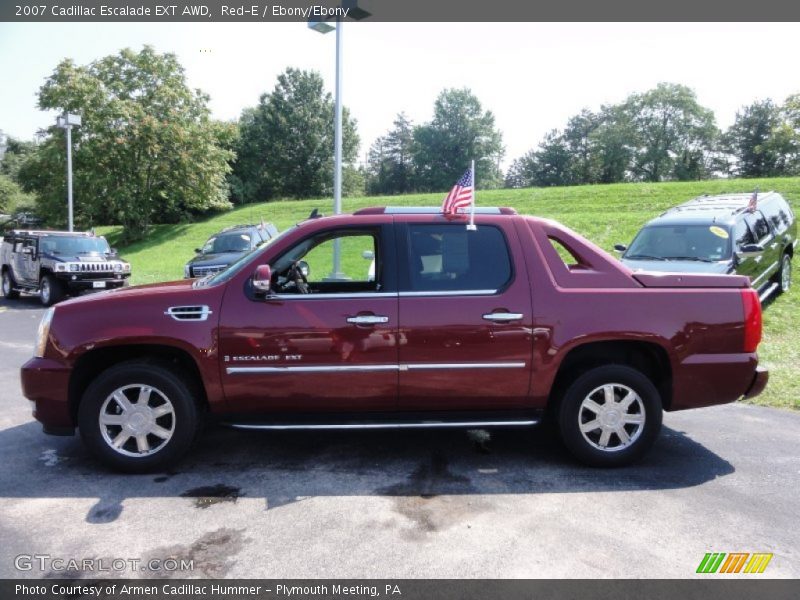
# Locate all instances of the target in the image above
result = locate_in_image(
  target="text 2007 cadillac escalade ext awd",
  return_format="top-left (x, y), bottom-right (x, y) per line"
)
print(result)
top-left (20, 207), bottom-right (768, 471)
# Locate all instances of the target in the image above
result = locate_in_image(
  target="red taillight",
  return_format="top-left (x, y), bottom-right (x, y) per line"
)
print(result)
top-left (741, 288), bottom-right (762, 353)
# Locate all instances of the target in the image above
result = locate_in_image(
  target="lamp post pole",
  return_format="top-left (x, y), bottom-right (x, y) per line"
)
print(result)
top-left (56, 111), bottom-right (81, 232)
top-left (331, 16), bottom-right (344, 279)
top-left (309, 2), bottom-right (370, 280)
top-left (65, 123), bottom-right (73, 232)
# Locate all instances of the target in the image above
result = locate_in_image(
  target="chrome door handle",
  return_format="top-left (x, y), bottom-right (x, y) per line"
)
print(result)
top-left (482, 312), bottom-right (523, 322)
top-left (347, 315), bottom-right (389, 325)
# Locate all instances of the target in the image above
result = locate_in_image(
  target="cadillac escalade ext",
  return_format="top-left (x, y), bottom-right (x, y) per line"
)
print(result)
top-left (20, 207), bottom-right (768, 472)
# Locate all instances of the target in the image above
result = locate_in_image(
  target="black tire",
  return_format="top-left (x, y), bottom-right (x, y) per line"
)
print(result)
top-left (557, 365), bottom-right (662, 467)
top-left (1, 269), bottom-right (20, 300)
top-left (775, 252), bottom-right (791, 294)
top-left (40, 273), bottom-right (65, 306)
top-left (78, 361), bottom-right (200, 473)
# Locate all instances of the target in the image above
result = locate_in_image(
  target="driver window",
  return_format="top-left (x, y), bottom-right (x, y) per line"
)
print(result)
top-left (304, 234), bottom-right (376, 284)
top-left (273, 229), bottom-right (381, 295)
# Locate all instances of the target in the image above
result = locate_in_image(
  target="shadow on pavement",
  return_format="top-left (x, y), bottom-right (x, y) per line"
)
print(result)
top-left (0, 419), bottom-right (733, 523)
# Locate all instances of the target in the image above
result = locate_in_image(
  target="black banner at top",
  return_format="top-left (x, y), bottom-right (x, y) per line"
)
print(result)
top-left (3, 0), bottom-right (800, 22)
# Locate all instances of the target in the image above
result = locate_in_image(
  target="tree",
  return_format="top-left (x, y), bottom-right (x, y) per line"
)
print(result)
top-left (366, 112), bottom-right (415, 195)
top-left (412, 88), bottom-right (504, 191)
top-left (0, 136), bottom-right (37, 184)
top-left (232, 68), bottom-right (360, 202)
top-left (563, 109), bottom-right (601, 184)
top-left (723, 99), bottom-right (785, 177)
top-left (591, 105), bottom-right (634, 183)
top-left (769, 93), bottom-right (800, 175)
top-left (0, 174), bottom-right (35, 214)
top-left (19, 46), bottom-right (232, 240)
top-left (530, 131), bottom-right (573, 187)
top-left (623, 83), bottom-right (718, 182)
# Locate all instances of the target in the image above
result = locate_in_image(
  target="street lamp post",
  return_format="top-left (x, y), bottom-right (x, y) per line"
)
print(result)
top-left (56, 111), bottom-right (81, 232)
top-left (309, 1), bottom-right (370, 280)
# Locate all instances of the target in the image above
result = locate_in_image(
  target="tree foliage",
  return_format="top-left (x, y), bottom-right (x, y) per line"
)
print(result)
top-left (231, 68), bottom-right (360, 203)
top-left (18, 46), bottom-right (232, 241)
top-left (366, 113), bottom-right (415, 195)
top-left (412, 88), bottom-right (504, 191)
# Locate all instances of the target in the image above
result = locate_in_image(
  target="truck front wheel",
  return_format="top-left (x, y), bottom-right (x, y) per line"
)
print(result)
top-left (558, 365), bottom-right (662, 467)
top-left (1, 270), bottom-right (19, 299)
top-left (40, 273), bottom-right (65, 306)
top-left (78, 361), bottom-right (200, 473)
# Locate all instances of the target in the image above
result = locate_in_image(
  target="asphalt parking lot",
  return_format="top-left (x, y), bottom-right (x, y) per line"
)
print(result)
top-left (0, 295), bottom-right (799, 579)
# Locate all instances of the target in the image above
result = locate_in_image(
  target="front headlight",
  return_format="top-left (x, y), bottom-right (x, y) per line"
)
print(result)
top-left (35, 308), bottom-right (55, 358)
top-left (69, 264), bottom-right (79, 272)
top-left (123, 263), bottom-right (131, 273)
top-left (113, 262), bottom-right (122, 272)
top-left (55, 263), bottom-right (67, 272)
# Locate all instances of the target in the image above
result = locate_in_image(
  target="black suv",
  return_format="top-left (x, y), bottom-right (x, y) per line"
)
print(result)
top-left (618, 192), bottom-right (796, 302)
top-left (184, 223), bottom-right (278, 279)
top-left (1, 230), bottom-right (131, 306)
top-left (614, 192), bottom-right (797, 301)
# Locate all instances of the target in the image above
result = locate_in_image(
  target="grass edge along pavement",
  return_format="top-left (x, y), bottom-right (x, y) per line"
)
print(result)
top-left (98, 177), bottom-right (800, 410)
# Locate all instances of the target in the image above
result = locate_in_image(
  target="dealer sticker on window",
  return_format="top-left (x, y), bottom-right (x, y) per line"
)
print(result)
top-left (709, 226), bottom-right (729, 239)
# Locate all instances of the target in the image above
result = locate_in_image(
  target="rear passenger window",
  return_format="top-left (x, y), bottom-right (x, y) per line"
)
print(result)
top-left (405, 224), bottom-right (512, 292)
top-left (745, 212), bottom-right (771, 241)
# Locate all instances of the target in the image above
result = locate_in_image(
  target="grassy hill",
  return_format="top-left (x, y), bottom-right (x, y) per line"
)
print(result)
top-left (99, 176), bottom-right (800, 410)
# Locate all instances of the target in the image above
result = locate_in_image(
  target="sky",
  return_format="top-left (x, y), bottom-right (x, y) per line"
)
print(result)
top-left (1, 22), bottom-right (800, 170)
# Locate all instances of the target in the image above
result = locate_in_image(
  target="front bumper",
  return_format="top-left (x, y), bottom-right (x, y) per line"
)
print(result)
top-left (20, 357), bottom-right (75, 435)
top-left (58, 274), bottom-right (129, 292)
top-left (743, 366), bottom-right (769, 399)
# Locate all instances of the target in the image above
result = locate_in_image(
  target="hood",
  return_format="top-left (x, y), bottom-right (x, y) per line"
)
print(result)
top-left (621, 258), bottom-right (733, 275)
top-left (57, 279), bottom-right (196, 308)
top-left (41, 251), bottom-right (126, 263)
top-left (186, 251), bottom-right (243, 267)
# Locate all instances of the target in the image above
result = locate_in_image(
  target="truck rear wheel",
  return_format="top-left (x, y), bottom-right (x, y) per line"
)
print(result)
top-left (558, 365), bottom-right (662, 467)
top-left (1, 270), bottom-right (20, 299)
top-left (776, 253), bottom-right (791, 294)
top-left (40, 273), bottom-right (65, 306)
top-left (78, 361), bottom-right (200, 473)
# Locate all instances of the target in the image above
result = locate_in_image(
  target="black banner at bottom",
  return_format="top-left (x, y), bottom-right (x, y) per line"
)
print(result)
top-left (3, 579), bottom-right (799, 600)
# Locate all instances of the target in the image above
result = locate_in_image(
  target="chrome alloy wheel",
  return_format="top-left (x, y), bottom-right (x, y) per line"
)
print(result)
top-left (781, 256), bottom-right (792, 292)
top-left (99, 384), bottom-right (176, 457)
top-left (578, 383), bottom-right (645, 452)
top-left (40, 278), bottom-right (51, 304)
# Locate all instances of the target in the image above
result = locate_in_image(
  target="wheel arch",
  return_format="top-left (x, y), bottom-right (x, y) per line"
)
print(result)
top-left (549, 339), bottom-right (673, 411)
top-left (68, 344), bottom-right (209, 422)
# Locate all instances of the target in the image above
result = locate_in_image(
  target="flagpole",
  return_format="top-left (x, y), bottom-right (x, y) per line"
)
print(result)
top-left (467, 159), bottom-right (476, 231)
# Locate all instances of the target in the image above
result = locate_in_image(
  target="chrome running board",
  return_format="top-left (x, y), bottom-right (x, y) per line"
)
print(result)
top-left (224, 419), bottom-right (540, 431)
top-left (759, 282), bottom-right (779, 303)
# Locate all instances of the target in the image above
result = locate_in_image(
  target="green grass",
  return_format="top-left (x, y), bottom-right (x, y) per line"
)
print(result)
top-left (98, 176), bottom-right (800, 410)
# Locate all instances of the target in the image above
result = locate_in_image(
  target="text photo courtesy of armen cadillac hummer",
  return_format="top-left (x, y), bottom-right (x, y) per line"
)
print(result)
top-left (1, 3), bottom-right (800, 591)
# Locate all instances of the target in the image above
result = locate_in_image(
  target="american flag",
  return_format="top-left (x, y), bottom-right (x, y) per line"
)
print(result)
top-left (747, 189), bottom-right (758, 212)
top-left (441, 167), bottom-right (474, 215)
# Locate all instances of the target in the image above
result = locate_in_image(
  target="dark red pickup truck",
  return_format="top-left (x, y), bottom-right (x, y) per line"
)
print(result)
top-left (21, 207), bottom-right (768, 471)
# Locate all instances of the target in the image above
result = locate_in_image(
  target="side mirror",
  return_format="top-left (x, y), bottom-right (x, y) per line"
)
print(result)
top-left (252, 264), bottom-right (273, 295)
top-left (194, 248), bottom-right (202, 254)
top-left (738, 243), bottom-right (764, 258)
top-left (109, 247), bottom-right (118, 256)
top-left (613, 244), bottom-right (627, 253)
top-left (362, 250), bottom-right (375, 260)
top-left (22, 246), bottom-right (33, 255)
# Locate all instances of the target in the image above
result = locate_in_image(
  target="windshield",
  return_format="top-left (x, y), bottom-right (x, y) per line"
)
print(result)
top-left (625, 224), bottom-right (732, 262)
top-left (202, 225), bottom-right (297, 287)
top-left (202, 232), bottom-right (252, 254)
top-left (39, 236), bottom-right (111, 256)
